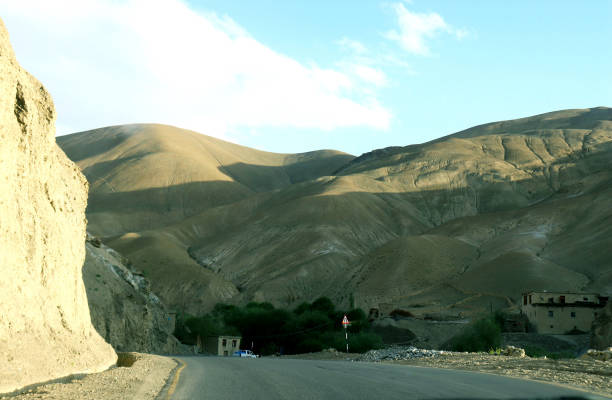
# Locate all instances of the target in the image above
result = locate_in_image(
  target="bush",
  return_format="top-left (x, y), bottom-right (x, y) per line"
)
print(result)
top-left (444, 317), bottom-right (501, 352)
top-left (310, 297), bottom-right (335, 316)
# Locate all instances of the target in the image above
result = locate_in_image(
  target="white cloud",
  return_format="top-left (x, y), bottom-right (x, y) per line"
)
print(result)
top-left (0, 0), bottom-right (391, 137)
top-left (337, 37), bottom-right (368, 55)
top-left (352, 65), bottom-right (388, 87)
top-left (386, 2), bottom-right (466, 56)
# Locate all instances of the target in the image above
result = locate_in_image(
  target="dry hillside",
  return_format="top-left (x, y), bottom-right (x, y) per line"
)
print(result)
top-left (58, 108), bottom-right (612, 318)
top-left (57, 124), bottom-right (353, 236)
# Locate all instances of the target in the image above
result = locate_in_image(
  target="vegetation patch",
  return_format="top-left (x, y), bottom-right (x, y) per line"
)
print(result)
top-left (174, 297), bottom-right (383, 355)
top-left (443, 315), bottom-right (501, 352)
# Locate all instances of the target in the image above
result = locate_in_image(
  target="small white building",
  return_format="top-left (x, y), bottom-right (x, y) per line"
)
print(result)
top-left (197, 335), bottom-right (241, 356)
top-left (521, 291), bottom-right (608, 334)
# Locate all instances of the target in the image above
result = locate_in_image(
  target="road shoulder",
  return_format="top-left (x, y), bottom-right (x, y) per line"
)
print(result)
top-left (0, 353), bottom-right (177, 400)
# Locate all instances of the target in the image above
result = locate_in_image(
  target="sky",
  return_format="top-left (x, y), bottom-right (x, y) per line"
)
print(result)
top-left (1, 0), bottom-right (611, 156)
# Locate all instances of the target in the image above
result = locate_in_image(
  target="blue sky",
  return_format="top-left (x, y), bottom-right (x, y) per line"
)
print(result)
top-left (1, 1), bottom-right (611, 156)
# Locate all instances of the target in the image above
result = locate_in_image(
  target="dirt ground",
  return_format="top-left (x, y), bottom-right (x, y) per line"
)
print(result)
top-left (0, 353), bottom-right (176, 400)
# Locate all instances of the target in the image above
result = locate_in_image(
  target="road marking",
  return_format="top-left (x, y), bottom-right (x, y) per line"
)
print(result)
top-left (166, 359), bottom-right (186, 399)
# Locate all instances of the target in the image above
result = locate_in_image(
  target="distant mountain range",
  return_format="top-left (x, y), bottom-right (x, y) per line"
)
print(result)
top-left (57, 107), bottom-right (612, 317)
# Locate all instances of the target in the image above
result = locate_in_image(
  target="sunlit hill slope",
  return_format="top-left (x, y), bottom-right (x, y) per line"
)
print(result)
top-left (57, 108), bottom-right (612, 317)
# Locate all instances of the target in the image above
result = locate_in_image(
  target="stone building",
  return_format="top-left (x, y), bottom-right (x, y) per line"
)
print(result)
top-left (197, 335), bottom-right (241, 356)
top-left (521, 291), bottom-right (608, 334)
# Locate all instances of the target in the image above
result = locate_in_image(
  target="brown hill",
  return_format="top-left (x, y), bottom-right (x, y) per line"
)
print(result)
top-left (58, 124), bottom-right (355, 314)
top-left (57, 124), bottom-right (354, 236)
top-left (58, 108), bottom-right (612, 318)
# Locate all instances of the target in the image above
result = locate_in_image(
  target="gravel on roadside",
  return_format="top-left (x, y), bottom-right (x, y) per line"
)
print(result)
top-left (391, 351), bottom-right (612, 398)
top-left (0, 353), bottom-right (177, 400)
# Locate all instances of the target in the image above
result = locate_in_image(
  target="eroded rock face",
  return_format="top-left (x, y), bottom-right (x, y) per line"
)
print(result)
top-left (0, 19), bottom-right (116, 393)
top-left (591, 301), bottom-right (612, 350)
top-left (83, 234), bottom-right (185, 354)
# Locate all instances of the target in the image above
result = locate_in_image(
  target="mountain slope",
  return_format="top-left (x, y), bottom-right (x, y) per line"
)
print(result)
top-left (58, 124), bottom-right (354, 236)
top-left (58, 108), bottom-right (612, 317)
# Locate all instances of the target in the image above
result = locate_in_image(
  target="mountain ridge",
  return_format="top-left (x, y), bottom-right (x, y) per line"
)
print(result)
top-left (57, 107), bottom-right (612, 317)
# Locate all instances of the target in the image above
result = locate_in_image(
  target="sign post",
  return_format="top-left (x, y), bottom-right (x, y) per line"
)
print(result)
top-left (342, 315), bottom-right (350, 353)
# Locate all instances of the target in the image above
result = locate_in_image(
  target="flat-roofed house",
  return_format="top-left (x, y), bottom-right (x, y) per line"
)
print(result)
top-left (521, 291), bottom-right (608, 334)
top-left (197, 335), bottom-right (241, 356)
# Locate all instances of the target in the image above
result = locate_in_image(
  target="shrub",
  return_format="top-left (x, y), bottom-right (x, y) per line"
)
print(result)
top-left (444, 317), bottom-right (501, 352)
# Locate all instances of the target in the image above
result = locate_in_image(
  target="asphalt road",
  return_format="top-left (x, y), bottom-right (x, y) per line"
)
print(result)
top-left (170, 356), bottom-right (607, 400)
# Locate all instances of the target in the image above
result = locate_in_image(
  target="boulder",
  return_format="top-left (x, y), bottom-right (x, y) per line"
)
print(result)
top-left (0, 19), bottom-right (116, 394)
top-left (501, 345), bottom-right (526, 358)
top-left (580, 348), bottom-right (612, 362)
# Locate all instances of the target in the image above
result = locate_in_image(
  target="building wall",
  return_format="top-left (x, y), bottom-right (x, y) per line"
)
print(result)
top-left (523, 306), bottom-right (598, 334)
top-left (521, 292), bottom-right (605, 334)
top-left (200, 336), bottom-right (241, 356)
top-left (217, 336), bottom-right (240, 356)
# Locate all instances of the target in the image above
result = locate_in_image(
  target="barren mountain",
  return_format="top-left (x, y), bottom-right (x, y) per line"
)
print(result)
top-left (57, 124), bottom-right (353, 236)
top-left (58, 108), bottom-right (612, 317)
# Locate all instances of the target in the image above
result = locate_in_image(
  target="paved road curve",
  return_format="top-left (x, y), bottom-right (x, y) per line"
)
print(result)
top-left (171, 356), bottom-right (607, 400)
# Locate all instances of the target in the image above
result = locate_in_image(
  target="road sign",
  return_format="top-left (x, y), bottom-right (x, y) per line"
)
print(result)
top-left (342, 315), bottom-right (350, 353)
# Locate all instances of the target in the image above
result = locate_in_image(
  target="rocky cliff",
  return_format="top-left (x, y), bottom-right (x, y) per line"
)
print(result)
top-left (591, 301), bottom-right (611, 350)
top-left (0, 19), bottom-right (116, 394)
top-left (83, 234), bottom-right (184, 354)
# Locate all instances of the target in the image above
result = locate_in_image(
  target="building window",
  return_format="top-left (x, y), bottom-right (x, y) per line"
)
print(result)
top-left (222, 339), bottom-right (227, 347)
top-left (571, 312), bottom-right (576, 318)
top-left (548, 297), bottom-right (554, 303)
top-left (550, 325), bottom-right (554, 329)
top-left (548, 310), bottom-right (554, 317)
top-left (583, 297), bottom-right (588, 301)
top-left (523, 295), bottom-right (527, 305)
top-left (559, 296), bottom-right (565, 304)
top-left (232, 340), bottom-right (237, 348)
top-left (529, 295), bottom-right (532, 304)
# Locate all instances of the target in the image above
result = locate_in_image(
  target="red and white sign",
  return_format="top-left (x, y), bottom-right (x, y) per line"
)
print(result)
top-left (342, 315), bottom-right (350, 327)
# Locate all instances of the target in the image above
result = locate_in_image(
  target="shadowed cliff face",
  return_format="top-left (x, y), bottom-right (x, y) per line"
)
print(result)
top-left (82, 233), bottom-right (186, 354)
top-left (0, 19), bottom-right (116, 394)
top-left (591, 301), bottom-right (612, 350)
top-left (59, 108), bottom-right (612, 317)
